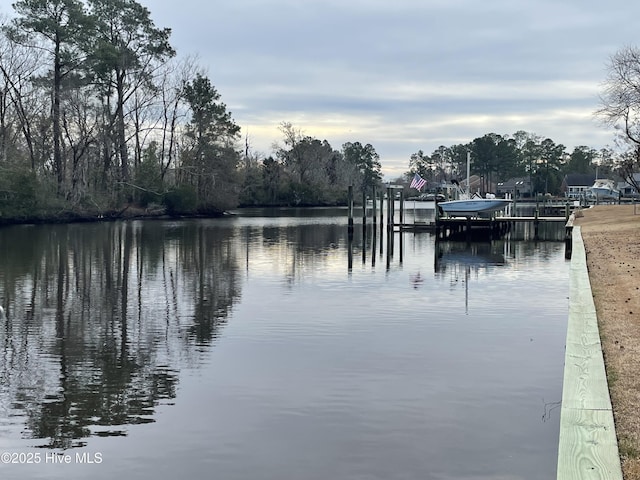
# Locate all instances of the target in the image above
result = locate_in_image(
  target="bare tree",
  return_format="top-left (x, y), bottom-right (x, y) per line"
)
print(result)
top-left (0, 15), bottom-right (48, 169)
top-left (597, 45), bottom-right (640, 192)
top-left (155, 56), bottom-right (197, 181)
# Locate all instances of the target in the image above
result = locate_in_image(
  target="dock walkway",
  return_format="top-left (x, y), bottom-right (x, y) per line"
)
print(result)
top-left (556, 226), bottom-right (622, 479)
top-left (398, 215), bottom-right (569, 239)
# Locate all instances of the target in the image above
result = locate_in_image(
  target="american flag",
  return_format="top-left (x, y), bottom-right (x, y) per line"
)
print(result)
top-left (410, 173), bottom-right (427, 191)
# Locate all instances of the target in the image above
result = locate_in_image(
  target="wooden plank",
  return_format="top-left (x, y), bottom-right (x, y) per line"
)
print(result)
top-left (557, 409), bottom-right (623, 480)
top-left (561, 350), bottom-right (612, 411)
top-left (557, 226), bottom-right (622, 479)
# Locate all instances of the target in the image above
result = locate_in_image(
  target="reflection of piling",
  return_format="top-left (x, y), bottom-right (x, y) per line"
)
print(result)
top-left (386, 227), bottom-right (392, 270)
top-left (399, 222), bottom-right (403, 264)
top-left (386, 187), bottom-right (394, 267)
top-left (347, 185), bottom-right (356, 270)
top-left (371, 224), bottom-right (377, 267)
top-left (348, 231), bottom-right (353, 270)
top-left (362, 227), bottom-right (366, 265)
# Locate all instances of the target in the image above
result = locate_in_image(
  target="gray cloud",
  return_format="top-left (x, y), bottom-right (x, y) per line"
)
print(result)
top-left (146, 0), bottom-right (637, 176)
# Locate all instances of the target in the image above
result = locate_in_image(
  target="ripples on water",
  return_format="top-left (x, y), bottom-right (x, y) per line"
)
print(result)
top-left (0, 206), bottom-right (568, 479)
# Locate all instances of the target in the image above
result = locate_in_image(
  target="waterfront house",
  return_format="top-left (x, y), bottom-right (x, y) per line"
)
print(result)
top-left (617, 173), bottom-right (640, 197)
top-left (561, 173), bottom-right (595, 199)
top-left (497, 177), bottom-right (532, 198)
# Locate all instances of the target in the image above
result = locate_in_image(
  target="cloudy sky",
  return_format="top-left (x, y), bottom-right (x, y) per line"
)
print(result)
top-left (144, 0), bottom-right (638, 177)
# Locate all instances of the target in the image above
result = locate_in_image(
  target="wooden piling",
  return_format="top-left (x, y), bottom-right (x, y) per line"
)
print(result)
top-left (379, 189), bottom-right (384, 227)
top-left (386, 187), bottom-right (393, 231)
top-left (348, 185), bottom-right (354, 233)
top-left (372, 187), bottom-right (377, 226)
top-left (362, 190), bottom-right (367, 227)
top-left (564, 213), bottom-right (574, 259)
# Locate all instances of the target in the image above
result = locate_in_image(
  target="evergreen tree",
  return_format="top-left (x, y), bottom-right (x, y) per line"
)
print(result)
top-left (180, 73), bottom-right (240, 211)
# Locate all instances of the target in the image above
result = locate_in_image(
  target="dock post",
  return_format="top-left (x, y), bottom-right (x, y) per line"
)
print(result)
top-left (386, 188), bottom-right (393, 266)
top-left (534, 205), bottom-right (539, 240)
top-left (348, 229), bottom-right (353, 270)
top-left (348, 186), bottom-right (355, 268)
top-left (564, 221), bottom-right (573, 259)
top-left (435, 198), bottom-right (441, 237)
top-left (372, 187), bottom-right (377, 227)
top-left (362, 190), bottom-right (367, 228)
top-left (379, 189), bottom-right (384, 228)
top-left (348, 185), bottom-right (354, 234)
top-left (387, 187), bottom-right (393, 232)
top-left (399, 189), bottom-right (404, 227)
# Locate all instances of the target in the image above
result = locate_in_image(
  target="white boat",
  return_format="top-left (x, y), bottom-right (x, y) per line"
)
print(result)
top-left (438, 151), bottom-right (511, 217)
top-left (589, 179), bottom-right (619, 200)
top-left (439, 196), bottom-right (512, 217)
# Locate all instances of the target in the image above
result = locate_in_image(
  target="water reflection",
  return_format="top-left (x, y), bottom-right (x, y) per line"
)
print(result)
top-left (434, 240), bottom-right (507, 274)
top-left (0, 216), bottom-right (372, 448)
top-left (0, 221), bottom-right (242, 448)
top-left (0, 212), bottom-right (569, 480)
top-left (433, 241), bottom-right (506, 314)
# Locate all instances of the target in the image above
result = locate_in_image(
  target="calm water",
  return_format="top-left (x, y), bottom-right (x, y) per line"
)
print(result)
top-left (0, 205), bottom-right (568, 479)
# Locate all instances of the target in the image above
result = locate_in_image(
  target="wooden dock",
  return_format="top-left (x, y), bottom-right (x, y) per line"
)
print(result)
top-left (348, 186), bottom-right (582, 241)
top-left (556, 226), bottom-right (622, 479)
top-left (398, 215), bottom-right (570, 240)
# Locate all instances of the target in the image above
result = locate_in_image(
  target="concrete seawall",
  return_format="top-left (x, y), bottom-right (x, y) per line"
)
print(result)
top-left (557, 226), bottom-right (623, 479)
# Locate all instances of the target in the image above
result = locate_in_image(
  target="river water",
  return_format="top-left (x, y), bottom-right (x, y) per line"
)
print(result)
top-left (0, 205), bottom-right (568, 479)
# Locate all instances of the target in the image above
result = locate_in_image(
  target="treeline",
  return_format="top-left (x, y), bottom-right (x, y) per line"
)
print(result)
top-left (0, 0), bottom-right (382, 222)
top-left (240, 123), bottom-right (382, 207)
top-left (404, 131), bottom-right (615, 196)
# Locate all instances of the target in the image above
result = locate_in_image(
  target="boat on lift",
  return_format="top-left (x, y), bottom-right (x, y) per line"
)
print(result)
top-left (589, 178), bottom-right (619, 200)
top-left (438, 151), bottom-right (511, 217)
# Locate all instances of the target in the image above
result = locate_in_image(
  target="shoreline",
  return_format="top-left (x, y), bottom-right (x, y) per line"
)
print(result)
top-left (575, 205), bottom-right (640, 479)
top-left (0, 203), bottom-right (356, 228)
top-left (557, 225), bottom-right (622, 479)
top-left (0, 205), bottom-right (232, 228)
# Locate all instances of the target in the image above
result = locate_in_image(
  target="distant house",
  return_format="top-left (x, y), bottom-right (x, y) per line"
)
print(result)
top-left (466, 175), bottom-right (483, 195)
top-left (496, 177), bottom-right (532, 198)
top-left (444, 174), bottom-right (484, 194)
top-left (617, 173), bottom-right (640, 197)
top-left (561, 173), bottom-right (595, 198)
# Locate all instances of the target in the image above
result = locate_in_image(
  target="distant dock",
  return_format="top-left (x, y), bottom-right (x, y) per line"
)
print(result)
top-left (348, 186), bottom-right (582, 242)
top-left (398, 215), bottom-right (572, 241)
